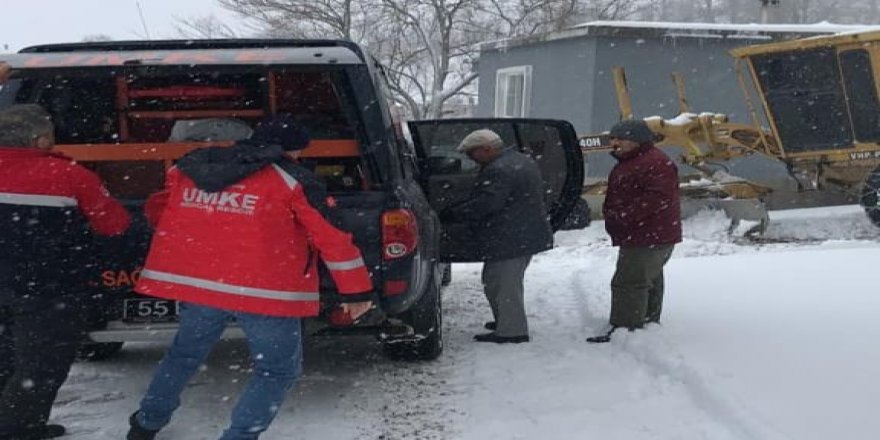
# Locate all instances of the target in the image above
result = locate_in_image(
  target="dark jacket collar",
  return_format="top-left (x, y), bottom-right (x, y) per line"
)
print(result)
top-left (480, 148), bottom-right (514, 168)
top-left (176, 139), bottom-right (287, 193)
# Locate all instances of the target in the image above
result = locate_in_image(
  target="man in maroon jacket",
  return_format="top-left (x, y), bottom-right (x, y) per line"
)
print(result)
top-left (588, 119), bottom-right (681, 343)
top-left (0, 104), bottom-right (131, 438)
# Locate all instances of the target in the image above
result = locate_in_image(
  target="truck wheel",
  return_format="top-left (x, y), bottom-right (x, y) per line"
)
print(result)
top-left (860, 165), bottom-right (880, 227)
top-left (440, 263), bottom-right (452, 286)
top-left (76, 342), bottom-right (124, 361)
top-left (384, 268), bottom-right (443, 361)
top-left (558, 197), bottom-right (592, 230)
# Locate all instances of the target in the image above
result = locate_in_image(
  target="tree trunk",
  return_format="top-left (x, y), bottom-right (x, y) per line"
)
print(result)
top-left (702, 0), bottom-right (715, 23)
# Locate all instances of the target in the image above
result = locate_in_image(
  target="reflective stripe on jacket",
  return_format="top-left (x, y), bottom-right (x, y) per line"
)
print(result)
top-left (135, 157), bottom-right (372, 317)
top-left (0, 147), bottom-right (131, 236)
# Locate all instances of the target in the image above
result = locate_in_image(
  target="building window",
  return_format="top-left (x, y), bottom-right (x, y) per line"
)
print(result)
top-left (495, 66), bottom-right (532, 117)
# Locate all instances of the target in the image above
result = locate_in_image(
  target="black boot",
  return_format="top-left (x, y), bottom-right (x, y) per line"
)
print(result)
top-left (5, 424), bottom-right (66, 440)
top-left (38, 424), bottom-right (65, 439)
top-left (587, 325), bottom-right (620, 343)
top-left (587, 324), bottom-right (644, 343)
top-left (473, 332), bottom-right (529, 343)
top-left (127, 412), bottom-right (159, 440)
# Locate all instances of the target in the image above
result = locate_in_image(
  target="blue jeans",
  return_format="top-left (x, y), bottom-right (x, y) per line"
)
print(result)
top-left (136, 303), bottom-right (303, 440)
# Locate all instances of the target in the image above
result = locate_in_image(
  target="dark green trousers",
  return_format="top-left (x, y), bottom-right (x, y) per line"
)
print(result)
top-left (609, 245), bottom-right (675, 328)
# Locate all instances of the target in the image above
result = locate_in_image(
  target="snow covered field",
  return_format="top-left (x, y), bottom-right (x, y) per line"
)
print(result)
top-left (53, 205), bottom-right (880, 439)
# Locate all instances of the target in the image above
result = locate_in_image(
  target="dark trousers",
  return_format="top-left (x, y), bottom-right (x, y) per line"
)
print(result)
top-left (481, 255), bottom-right (533, 337)
top-left (0, 300), bottom-right (84, 435)
top-left (609, 245), bottom-right (675, 328)
top-left (137, 303), bottom-right (302, 440)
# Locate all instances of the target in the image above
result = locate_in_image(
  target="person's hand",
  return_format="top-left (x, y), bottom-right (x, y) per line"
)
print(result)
top-left (0, 62), bottom-right (11, 84)
top-left (342, 300), bottom-right (373, 321)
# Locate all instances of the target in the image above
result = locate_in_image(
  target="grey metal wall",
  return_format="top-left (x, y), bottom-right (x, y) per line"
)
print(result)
top-left (589, 36), bottom-right (756, 131)
top-left (477, 35), bottom-right (762, 133)
top-left (477, 37), bottom-right (598, 127)
top-left (590, 35), bottom-right (797, 190)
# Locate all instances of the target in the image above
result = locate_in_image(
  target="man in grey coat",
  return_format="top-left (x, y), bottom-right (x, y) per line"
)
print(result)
top-left (448, 129), bottom-right (552, 344)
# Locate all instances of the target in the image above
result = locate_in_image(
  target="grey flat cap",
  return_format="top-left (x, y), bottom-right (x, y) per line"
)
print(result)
top-left (456, 129), bottom-right (503, 152)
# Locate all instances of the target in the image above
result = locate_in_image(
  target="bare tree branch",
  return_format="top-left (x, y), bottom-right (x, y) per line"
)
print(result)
top-left (175, 0), bottom-right (647, 118)
top-left (173, 15), bottom-right (240, 39)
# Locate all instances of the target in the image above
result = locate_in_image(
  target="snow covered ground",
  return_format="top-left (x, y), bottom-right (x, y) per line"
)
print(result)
top-left (53, 205), bottom-right (880, 439)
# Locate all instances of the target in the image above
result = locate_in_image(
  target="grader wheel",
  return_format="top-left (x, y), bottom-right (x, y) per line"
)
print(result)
top-left (859, 165), bottom-right (880, 227)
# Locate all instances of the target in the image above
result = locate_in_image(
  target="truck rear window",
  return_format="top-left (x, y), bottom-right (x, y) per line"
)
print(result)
top-left (6, 67), bottom-right (367, 198)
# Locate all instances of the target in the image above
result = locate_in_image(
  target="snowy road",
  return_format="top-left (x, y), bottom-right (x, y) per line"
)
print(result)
top-left (53, 206), bottom-right (880, 439)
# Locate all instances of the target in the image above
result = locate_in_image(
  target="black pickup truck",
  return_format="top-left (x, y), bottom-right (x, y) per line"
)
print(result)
top-left (0, 39), bottom-right (584, 361)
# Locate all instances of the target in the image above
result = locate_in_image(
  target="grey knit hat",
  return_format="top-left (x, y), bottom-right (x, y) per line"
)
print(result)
top-left (168, 118), bottom-right (253, 142)
top-left (608, 119), bottom-right (654, 144)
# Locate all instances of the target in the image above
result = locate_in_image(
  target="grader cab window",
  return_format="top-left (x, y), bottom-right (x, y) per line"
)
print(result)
top-left (752, 48), bottom-right (853, 152)
top-left (839, 49), bottom-right (880, 143)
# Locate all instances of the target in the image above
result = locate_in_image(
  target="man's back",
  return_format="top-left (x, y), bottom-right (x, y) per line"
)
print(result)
top-left (137, 135), bottom-right (372, 318)
top-left (0, 147), bottom-right (130, 303)
top-left (487, 149), bottom-right (548, 221)
top-left (468, 149), bottom-right (553, 261)
top-left (142, 151), bottom-right (328, 315)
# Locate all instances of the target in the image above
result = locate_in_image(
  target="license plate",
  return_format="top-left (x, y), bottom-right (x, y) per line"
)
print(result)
top-left (123, 299), bottom-right (179, 323)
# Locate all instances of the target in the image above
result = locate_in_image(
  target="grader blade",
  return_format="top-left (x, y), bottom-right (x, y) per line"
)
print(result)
top-left (681, 197), bottom-right (769, 236)
top-left (679, 171), bottom-right (772, 236)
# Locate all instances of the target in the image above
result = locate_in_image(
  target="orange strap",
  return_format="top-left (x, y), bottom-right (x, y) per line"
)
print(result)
top-left (53, 140), bottom-right (360, 162)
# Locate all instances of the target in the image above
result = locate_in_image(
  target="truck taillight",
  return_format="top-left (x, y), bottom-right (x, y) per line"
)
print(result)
top-left (383, 280), bottom-right (409, 296)
top-left (382, 209), bottom-right (418, 260)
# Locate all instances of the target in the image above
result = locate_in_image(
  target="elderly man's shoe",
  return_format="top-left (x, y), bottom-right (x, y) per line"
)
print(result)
top-left (473, 332), bottom-right (529, 343)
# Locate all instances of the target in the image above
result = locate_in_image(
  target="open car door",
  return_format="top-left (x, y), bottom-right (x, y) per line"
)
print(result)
top-left (408, 118), bottom-right (584, 262)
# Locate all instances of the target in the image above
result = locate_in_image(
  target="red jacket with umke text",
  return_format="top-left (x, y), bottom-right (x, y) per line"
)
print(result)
top-left (135, 142), bottom-right (372, 317)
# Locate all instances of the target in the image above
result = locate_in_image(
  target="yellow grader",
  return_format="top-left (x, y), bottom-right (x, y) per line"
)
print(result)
top-left (580, 28), bottom-right (880, 235)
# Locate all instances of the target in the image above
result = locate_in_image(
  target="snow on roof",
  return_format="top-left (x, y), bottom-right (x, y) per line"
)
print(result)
top-left (481, 20), bottom-right (873, 52)
top-left (730, 26), bottom-right (880, 58)
top-left (575, 20), bottom-right (871, 35)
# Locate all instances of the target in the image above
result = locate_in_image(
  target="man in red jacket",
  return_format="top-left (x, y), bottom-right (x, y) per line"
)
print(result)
top-left (0, 104), bottom-right (131, 439)
top-left (127, 114), bottom-right (373, 440)
top-left (588, 119), bottom-right (681, 343)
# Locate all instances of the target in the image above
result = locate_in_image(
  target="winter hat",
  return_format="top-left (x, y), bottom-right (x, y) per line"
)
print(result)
top-left (168, 118), bottom-right (253, 142)
top-left (608, 119), bottom-right (654, 144)
top-left (0, 104), bottom-right (54, 147)
top-left (250, 113), bottom-right (311, 151)
top-left (456, 129), bottom-right (504, 152)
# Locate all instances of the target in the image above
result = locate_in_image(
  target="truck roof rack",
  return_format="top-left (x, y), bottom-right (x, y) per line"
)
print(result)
top-left (19, 38), bottom-right (361, 55)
